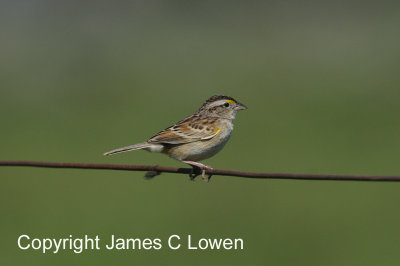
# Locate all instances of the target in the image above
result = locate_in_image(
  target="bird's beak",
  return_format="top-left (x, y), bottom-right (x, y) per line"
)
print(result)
top-left (235, 102), bottom-right (248, 111)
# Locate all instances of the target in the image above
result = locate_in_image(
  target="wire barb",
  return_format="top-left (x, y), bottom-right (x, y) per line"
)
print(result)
top-left (144, 165), bottom-right (161, 179)
top-left (0, 160), bottom-right (400, 182)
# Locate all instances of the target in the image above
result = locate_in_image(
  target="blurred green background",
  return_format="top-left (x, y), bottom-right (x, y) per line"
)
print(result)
top-left (1, 1), bottom-right (400, 265)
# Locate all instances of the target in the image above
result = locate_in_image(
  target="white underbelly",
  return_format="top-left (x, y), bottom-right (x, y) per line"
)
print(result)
top-left (167, 126), bottom-right (233, 161)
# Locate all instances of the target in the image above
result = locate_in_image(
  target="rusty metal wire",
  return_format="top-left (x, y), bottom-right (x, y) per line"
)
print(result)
top-left (1, 160), bottom-right (400, 181)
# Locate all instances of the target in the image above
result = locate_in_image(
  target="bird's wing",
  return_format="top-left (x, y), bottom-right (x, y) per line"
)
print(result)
top-left (148, 115), bottom-right (220, 145)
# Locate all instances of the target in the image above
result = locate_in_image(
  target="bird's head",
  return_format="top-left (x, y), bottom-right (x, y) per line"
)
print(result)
top-left (197, 95), bottom-right (247, 119)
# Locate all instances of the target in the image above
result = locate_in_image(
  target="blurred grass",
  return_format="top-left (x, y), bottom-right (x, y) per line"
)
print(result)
top-left (1, 1), bottom-right (400, 265)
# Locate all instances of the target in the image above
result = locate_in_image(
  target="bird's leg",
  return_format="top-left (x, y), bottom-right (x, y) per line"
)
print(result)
top-left (182, 161), bottom-right (213, 182)
top-left (188, 165), bottom-right (201, 180)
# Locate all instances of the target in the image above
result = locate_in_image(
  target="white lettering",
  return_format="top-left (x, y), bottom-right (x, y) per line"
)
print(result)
top-left (17, 235), bottom-right (30, 250)
top-left (222, 238), bottom-right (232, 249)
top-left (106, 235), bottom-right (115, 249)
top-left (153, 238), bottom-right (162, 250)
top-left (53, 238), bottom-right (62, 254)
top-left (42, 239), bottom-right (52, 253)
top-left (198, 238), bottom-right (208, 250)
top-left (235, 238), bottom-right (244, 249)
top-left (168, 235), bottom-right (181, 250)
top-left (208, 238), bottom-right (223, 249)
top-left (187, 235), bottom-right (197, 250)
top-left (73, 238), bottom-right (83, 254)
top-left (31, 239), bottom-right (41, 250)
top-left (142, 238), bottom-right (152, 250)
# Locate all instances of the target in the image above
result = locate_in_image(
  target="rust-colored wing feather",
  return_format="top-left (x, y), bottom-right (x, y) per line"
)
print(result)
top-left (148, 115), bottom-right (220, 145)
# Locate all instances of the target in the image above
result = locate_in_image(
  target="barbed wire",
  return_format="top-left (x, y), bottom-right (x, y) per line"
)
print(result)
top-left (1, 160), bottom-right (399, 182)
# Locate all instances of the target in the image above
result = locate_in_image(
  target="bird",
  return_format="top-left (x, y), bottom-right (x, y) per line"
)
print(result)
top-left (104, 95), bottom-right (247, 181)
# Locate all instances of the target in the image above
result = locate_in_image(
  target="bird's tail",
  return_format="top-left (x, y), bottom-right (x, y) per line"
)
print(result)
top-left (103, 142), bottom-right (152, 156)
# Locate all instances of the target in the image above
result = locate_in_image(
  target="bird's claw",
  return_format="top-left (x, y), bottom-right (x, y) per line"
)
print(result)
top-left (189, 166), bottom-right (201, 180)
top-left (189, 165), bottom-right (213, 182)
top-left (201, 166), bottom-right (213, 182)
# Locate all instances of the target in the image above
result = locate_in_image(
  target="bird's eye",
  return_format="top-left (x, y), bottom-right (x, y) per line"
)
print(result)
top-left (224, 102), bottom-right (230, 107)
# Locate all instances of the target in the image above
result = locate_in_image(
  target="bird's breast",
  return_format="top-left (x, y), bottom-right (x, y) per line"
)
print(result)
top-left (165, 120), bottom-right (234, 161)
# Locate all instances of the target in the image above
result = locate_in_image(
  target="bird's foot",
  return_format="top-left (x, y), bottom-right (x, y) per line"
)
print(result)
top-left (182, 161), bottom-right (213, 182)
top-left (201, 165), bottom-right (213, 182)
top-left (188, 165), bottom-right (201, 180)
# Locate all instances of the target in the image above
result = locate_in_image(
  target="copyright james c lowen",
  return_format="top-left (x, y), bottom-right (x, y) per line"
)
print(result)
top-left (17, 234), bottom-right (244, 254)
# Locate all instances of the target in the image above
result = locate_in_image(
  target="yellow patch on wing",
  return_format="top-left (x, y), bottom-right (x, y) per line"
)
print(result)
top-left (201, 128), bottom-right (220, 140)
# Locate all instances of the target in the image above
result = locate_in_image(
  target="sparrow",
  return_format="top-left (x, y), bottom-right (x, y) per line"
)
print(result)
top-left (104, 95), bottom-right (247, 181)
